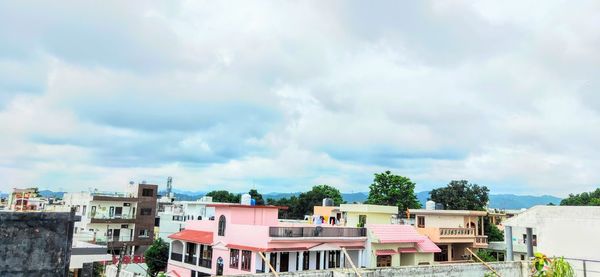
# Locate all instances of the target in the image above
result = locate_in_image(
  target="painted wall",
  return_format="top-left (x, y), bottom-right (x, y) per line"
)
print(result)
top-left (368, 243), bottom-right (415, 268)
top-left (345, 212), bottom-right (392, 227)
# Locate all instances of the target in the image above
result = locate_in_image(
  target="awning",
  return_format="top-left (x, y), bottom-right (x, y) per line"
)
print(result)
top-left (398, 247), bottom-right (418, 253)
top-left (226, 244), bottom-right (268, 252)
top-left (168, 230), bottom-right (213, 244)
top-left (375, 249), bottom-right (398, 256)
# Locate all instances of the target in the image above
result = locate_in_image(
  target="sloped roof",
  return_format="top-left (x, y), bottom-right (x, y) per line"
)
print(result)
top-left (375, 249), bottom-right (398, 255)
top-left (368, 224), bottom-right (441, 253)
top-left (168, 230), bottom-right (213, 244)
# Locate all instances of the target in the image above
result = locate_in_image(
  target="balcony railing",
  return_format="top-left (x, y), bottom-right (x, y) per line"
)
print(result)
top-left (269, 227), bottom-right (366, 238)
top-left (171, 252), bottom-right (183, 262)
top-left (199, 258), bottom-right (212, 268)
top-left (184, 255), bottom-right (197, 265)
top-left (475, 235), bottom-right (488, 245)
top-left (439, 228), bottom-right (475, 237)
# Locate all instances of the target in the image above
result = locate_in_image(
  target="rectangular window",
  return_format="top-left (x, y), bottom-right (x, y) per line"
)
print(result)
top-left (417, 216), bottom-right (425, 228)
top-left (200, 245), bottom-right (213, 268)
top-left (142, 188), bottom-right (154, 197)
top-left (230, 249), bottom-right (240, 268)
top-left (82, 205), bottom-right (87, 216)
top-left (358, 215), bottom-right (367, 227)
top-left (121, 224), bottom-right (129, 229)
top-left (139, 229), bottom-right (149, 237)
top-left (377, 255), bottom-right (392, 267)
top-left (140, 208), bottom-right (152, 215)
top-left (241, 250), bottom-right (252, 271)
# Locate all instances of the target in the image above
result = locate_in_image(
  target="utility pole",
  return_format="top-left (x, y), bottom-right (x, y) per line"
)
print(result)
top-left (116, 243), bottom-right (126, 277)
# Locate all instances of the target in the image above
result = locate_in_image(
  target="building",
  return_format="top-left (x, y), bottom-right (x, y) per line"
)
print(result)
top-left (409, 208), bottom-right (488, 262)
top-left (365, 224), bottom-right (440, 267)
top-left (487, 209), bottom-right (524, 231)
top-left (62, 183), bottom-right (158, 255)
top-left (339, 204), bottom-right (399, 227)
top-left (157, 197), bottom-right (217, 243)
top-left (166, 203), bottom-right (368, 276)
top-left (7, 188), bottom-right (47, 211)
top-left (70, 239), bottom-right (112, 277)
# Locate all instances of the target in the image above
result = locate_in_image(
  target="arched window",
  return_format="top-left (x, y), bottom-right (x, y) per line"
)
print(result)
top-left (197, 215), bottom-right (202, 220)
top-left (218, 215), bottom-right (226, 236)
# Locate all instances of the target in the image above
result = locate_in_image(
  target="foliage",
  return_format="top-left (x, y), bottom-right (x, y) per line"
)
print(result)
top-left (531, 253), bottom-right (575, 277)
top-left (365, 171), bottom-right (421, 212)
top-left (205, 190), bottom-right (241, 203)
top-left (267, 185), bottom-right (344, 219)
top-left (430, 180), bottom-right (489, 211)
top-left (144, 238), bottom-right (169, 277)
top-left (93, 262), bottom-right (104, 277)
top-left (475, 249), bottom-right (497, 262)
top-left (248, 189), bottom-right (265, 205)
top-left (484, 272), bottom-right (499, 277)
top-left (560, 188), bottom-right (600, 206)
top-left (484, 217), bottom-right (504, 242)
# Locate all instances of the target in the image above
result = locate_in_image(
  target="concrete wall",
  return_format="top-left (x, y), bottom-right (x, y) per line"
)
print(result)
top-left (346, 212), bottom-right (392, 227)
top-left (235, 261), bottom-right (528, 277)
top-left (0, 211), bottom-right (78, 277)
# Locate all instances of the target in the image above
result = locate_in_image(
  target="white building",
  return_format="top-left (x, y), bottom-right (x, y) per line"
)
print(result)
top-left (157, 196), bottom-right (216, 242)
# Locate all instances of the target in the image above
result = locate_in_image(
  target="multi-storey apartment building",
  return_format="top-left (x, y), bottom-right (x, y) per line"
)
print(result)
top-left (167, 203), bottom-right (368, 276)
top-left (7, 188), bottom-right (47, 211)
top-left (157, 196), bottom-right (216, 243)
top-left (62, 183), bottom-right (158, 255)
top-left (409, 208), bottom-right (488, 262)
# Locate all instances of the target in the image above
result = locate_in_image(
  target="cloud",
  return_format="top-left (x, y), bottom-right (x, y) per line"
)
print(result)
top-left (1, 1), bottom-right (600, 196)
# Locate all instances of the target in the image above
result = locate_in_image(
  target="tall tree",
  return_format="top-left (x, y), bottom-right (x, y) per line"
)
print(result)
top-left (248, 189), bottom-right (265, 205)
top-left (205, 190), bottom-right (241, 203)
top-left (430, 180), bottom-right (489, 211)
top-left (144, 238), bottom-right (169, 277)
top-left (560, 188), bottom-right (600, 206)
top-left (365, 171), bottom-right (421, 212)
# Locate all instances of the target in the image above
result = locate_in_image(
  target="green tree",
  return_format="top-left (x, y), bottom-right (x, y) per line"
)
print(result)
top-left (267, 185), bottom-right (344, 219)
top-left (248, 189), bottom-right (265, 205)
top-left (205, 190), bottom-right (241, 203)
top-left (484, 217), bottom-right (504, 242)
top-left (144, 238), bottom-right (169, 277)
top-left (475, 249), bottom-right (497, 262)
top-left (430, 180), bottom-right (489, 211)
top-left (560, 188), bottom-right (600, 206)
top-left (365, 171), bottom-right (421, 212)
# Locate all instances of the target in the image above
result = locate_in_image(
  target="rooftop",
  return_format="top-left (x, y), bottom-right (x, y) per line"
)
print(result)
top-left (206, 203), bottom-right (287, 210)
top-left (409, 209), bottom-right (487, 216)
top-left (339, 204), bottom-right (398, 214)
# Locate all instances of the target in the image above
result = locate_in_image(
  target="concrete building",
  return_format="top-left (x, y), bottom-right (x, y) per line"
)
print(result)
top-left (409, 209), bottom-right (489, 262)
top-left (62, 183), bottom-right (158, 255)
top-left (365, 224), bottom-right (439, 268)
top-left (502, 205), bottom-right (600, 275)
top-left (6, 188), bottom-right (47, 211)
top-left (339, 204), bottom-right (398, 227)
top-left (0, 210), bottom-right (78, 277)
top-left (157, 197), bottom-right (216, 243)
top-left (167, 203), bottom-right (367, 276)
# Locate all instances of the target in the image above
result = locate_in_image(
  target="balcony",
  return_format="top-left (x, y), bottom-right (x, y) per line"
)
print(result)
top-left (439, 228), bottom-right (475, 237)
top-left (90, 214), bottom-right (136, 224)
top-left (93, 236), bottom-right (134, 245)
top-left (170, 252), bottom-right (183, 262)
top-left (184, 255), bottom-right (197, 265)
top-left (417, 227), bottom-right (485, 244)
top-left (269, 226), bottom-right (366, 238)
top-left (474, 235), bottom-right (489, 247)
top-left (92, 191), bottom-right (138, 202)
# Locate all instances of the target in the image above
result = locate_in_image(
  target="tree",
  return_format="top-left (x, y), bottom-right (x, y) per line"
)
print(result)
top-left (365, 171), bottom-right (421, 212)
top-left (267, 185), bottom-right (344, 219)
top-left (205, 190), bottom-right (241, 203)
top-left (560, 188), bottom-right (600, 206)
top-left (144, 238), bottom-right (169, 277)
top-left (430, 180), bottom-right (489, 211)
top-left (248, 189), bottom-right (265, 205)
top-left (475, 249), bottom-right (497, 262)
top-left (484, 217), bottom-right (504, 242)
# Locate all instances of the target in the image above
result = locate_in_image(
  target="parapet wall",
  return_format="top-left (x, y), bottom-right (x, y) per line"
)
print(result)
top-left (0, 211), bottom-right (79, 277)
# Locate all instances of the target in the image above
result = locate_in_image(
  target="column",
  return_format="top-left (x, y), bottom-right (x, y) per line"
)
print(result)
top-left (357, 250), bottom-right (363, 268)
top-left (526, 227), bottom-right (534, 258)
top-left (340, 250), bottom-right (345, 268)
top-left (481, 217), bottom-right (485, 235)
top-left (276, 252), bottom-right (281, 272)
top-left (298, 251), bottom-right (304, 271)
top-left (448, 244), bottom-right (453, 262)
top-left (182, 242), bottom-right (187, 262)
top-left (320, 251), bottom-right (325, 269)
top-left (505, 226), bottom-right (513, 261)
top-left (266, 252), bottom-right (271, 273)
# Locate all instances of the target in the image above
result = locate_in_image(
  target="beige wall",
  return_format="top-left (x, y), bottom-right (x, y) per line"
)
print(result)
top-left (346, 212), bottom-right (392, 227)
top-left (367, 243), bottom-right (435, 268)
top-left (420, 214), bottom-right (465, 228)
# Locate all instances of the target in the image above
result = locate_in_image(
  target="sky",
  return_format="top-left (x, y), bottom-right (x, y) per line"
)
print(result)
top-left (1, 1), bottom-right (600, 196)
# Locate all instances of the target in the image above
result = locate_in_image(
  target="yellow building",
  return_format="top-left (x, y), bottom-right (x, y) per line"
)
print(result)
top-left (340, 204), bottom-right (398, 227)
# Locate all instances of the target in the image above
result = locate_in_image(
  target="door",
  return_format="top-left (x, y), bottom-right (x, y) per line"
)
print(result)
top-left (112, 229), bottom-right (120, 242)
top-left (115, 207), bottom-right (123, 218)
top-left (376, 255), bottom-right (392, 267)
top-left (216, 257), bottom-right (224, 275)
top-left (109, 206), bottom-right (115, 218)
top-left (279, 252), bottom-right (289, 272)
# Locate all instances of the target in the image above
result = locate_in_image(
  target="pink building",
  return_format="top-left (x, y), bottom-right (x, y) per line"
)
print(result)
top-left (166, 203), bottom-right (367, 276)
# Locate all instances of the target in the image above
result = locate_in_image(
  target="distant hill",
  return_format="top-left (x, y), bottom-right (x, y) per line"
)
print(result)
top-left (38, 190), bottom-right (64, 198)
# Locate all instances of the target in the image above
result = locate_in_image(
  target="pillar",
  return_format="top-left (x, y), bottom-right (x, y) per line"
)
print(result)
top-left (505, 226), bottom-right (513, 261)
top-left (357, 250), bottom-right (363, 268)
top-left (481, 217), bottom-right (484, 235)
top-left (448, 244), bottom-right (453, 262)
top-left (340, 250), bottom-right (345, 268)
top-left (526, 227), bottom-right (534, 258)
top-left (276, 252), bottom-right (281, 272)
top-left (266, 252), bottom-right (271, 272)
top-left (298, 251), bottom-right (304, 271)
top-left (320, 251), bottom-right (325, 269)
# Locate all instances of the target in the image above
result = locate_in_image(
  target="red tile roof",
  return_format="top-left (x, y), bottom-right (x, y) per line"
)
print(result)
top-left (375, 249), bottom-right (398, 256)
top-left (367, 224), bottom-right (440, 253)
top-left (168, 230), bottom-right (213, 244)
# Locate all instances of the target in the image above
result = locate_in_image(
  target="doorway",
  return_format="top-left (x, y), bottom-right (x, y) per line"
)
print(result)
top-left (112, 229), bottom-right (120, 242)
top-left (216, 257), bottom-right (224, 275)
top-left (279, 252), bottom-right (289, 272)
top-left (115, 207), bottom-right (123, 218)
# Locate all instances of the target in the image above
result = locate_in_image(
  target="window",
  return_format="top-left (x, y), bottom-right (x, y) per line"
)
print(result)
top-left (218, 215), bottom-right (226, 236)
top-left (186, 243), bottom-right (197, 265)
top-left (316, 252), bottom-right (321, 269)
top-left (377, 255), bottom-right (392, 267)
top-left (139, 229), bottom-right (149, 237)
top-left (328, 250), bottom-right (340, 268)
top-left (241, 250), bottom-right (252, 271)
top-left (229, 249), bottom-right (240, 268)
top-left (417, 216), bottom-right (425, 228)
top-left (358, 215), bottom-right (367, 227)
top-left (82, 205), bottom-right (87, 216)
top-left (142, 188), bottom-right (154, 197)
top-left (121, 224), bottom-right (129, 229)
top-left (303, 251), bottom-right (310, 270)
top-left (141, 208), bottom-right (152, 215)
top-left (200, 245), bottom-right (213, 268)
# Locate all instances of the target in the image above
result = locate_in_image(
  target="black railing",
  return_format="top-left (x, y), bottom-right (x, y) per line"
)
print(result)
top-left (269, 227), bottom-right (366, 237)
top-left (184, 255), bottom-right (197, 265)
top-left (199, 258), bottom-right (212, 268)
top-left (171, 253), bottom-right (182, 262)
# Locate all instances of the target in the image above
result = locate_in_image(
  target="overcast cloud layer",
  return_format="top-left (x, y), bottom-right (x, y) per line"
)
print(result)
top-left (1, 1), bottom-right (600, 196)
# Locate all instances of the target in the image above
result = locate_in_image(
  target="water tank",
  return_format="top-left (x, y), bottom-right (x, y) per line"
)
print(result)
top-left (322, 198), bottom-right (334, 206)
top-left (435, 203), bottom-right (445, 210)
top-left (250, 199), bottom-right (256, 206)
top-left (241, 193), bottom-right (252, 205)
top-left (426, 200), bottom-right (436, 210)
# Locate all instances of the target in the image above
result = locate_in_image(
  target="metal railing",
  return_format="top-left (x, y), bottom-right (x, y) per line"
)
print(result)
top-left (439, 227), bottom-right (475, 237)
top-left (564, 258), bottom-right (600, 277)
top-left (184, 255), bottom-right (197, 265)
top-left (269, 226), bottom-right (366, 238)
top-left (90, 214), bottom-right (136, 220)
top-left (170, 252), bottom-right (183, 262)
